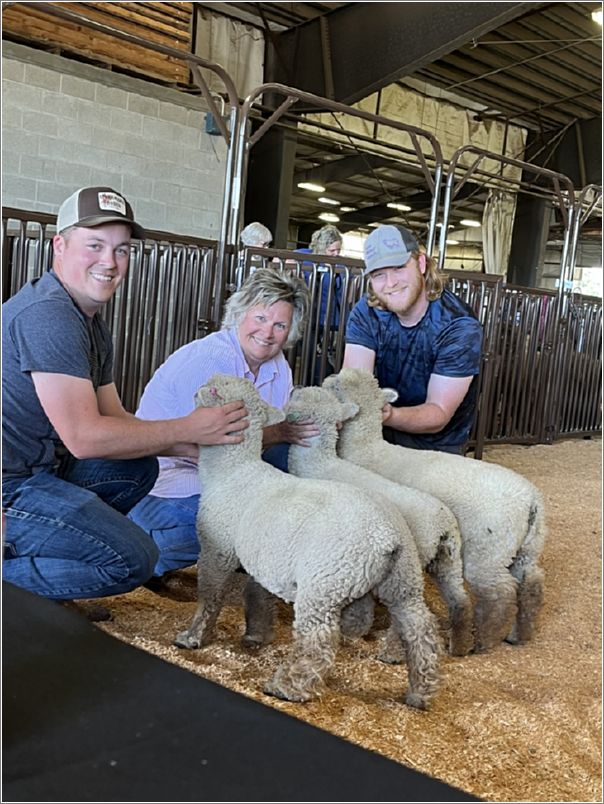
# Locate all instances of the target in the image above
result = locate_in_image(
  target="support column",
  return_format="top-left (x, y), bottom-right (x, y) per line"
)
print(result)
top-left (507, 195), bottom-right (551, 288)
top-left (244, 125), bottom-right (297, 248)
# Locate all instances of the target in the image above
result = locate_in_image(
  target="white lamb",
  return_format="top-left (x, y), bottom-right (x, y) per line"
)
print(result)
top-left (174, 373), bottom-right (441, 709)
top-left (286, 384), bottom-right (473, 656)
top-left (323, 368), bottom-right (546, 653)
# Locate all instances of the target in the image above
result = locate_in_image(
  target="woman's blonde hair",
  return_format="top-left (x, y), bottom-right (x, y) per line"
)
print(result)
top-left (367, 250), bottom-right (444, 308)
top-left (222, 267), bottom-right (310, 347)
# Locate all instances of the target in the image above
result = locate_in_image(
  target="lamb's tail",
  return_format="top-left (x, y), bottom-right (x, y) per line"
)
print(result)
top-left (506, 493), bottom-right (546, 644)
top-left (429, 530), bottom-right (474, 656)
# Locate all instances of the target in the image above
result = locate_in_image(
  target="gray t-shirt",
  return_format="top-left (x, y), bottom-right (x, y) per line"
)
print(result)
top-left (2, 271), bottom-right (114, 481)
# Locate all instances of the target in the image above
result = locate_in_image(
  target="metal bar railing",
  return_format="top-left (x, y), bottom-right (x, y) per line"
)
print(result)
top-left (4, 209), bottom-right (601, 443)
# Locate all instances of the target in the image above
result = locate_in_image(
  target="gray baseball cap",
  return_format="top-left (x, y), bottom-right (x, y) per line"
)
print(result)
top-left (363, 224), bottom-right (419, 276)
top-left (57, 186), bottom-right (145, 239)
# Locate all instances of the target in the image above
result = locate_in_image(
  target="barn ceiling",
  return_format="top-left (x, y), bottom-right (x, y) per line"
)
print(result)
top-left (231, 1), bottom-right (602, 240)
top-left (216, 2), bottom-right (601, 130)
top-left (3, 1), bottom-right (602, 242)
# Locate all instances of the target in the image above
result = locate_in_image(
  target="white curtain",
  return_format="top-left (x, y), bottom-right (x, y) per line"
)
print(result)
top-left (482, 190), bottom-right (517, 275)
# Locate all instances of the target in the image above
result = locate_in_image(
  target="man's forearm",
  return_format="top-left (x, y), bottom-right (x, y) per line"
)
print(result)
top-left (383, 402), bottom-right (450, 435)
top-left (67, 415), bottom-right (197, 460)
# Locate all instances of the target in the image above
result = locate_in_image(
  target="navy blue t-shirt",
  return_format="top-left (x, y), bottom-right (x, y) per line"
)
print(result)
top-left (345, 289), bottom-right (483, 450)
top-left (2, 271), bottom-right (114, 481)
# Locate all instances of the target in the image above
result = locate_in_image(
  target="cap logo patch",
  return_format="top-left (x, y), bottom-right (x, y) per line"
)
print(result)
top-left (97, 192), bottom-right (126, 215)
top-left (383, 237), bottom-right (402, 250)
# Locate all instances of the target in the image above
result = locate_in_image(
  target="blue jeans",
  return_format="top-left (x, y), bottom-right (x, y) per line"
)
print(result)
top-left (128, 444), bottom-right (292, 577)
top-left (2, 457), bottom-right (160, 600)
top-left (127, 494), bottom-right (200, 577)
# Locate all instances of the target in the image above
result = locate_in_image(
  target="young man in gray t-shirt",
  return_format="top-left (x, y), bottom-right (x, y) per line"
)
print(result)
top-left (2, 186), bottom-right (249, 603)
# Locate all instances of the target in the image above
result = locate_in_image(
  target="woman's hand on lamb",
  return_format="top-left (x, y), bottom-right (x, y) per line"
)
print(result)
top-left (188, 400), bottom-right (249, 445)
top-left (263, 418), bottom-right (320, 447)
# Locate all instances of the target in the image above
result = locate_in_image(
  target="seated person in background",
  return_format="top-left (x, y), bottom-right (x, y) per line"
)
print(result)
top-left (236, 221), bottom-right (273, 287)
top-left (128, 267), bottom-right (319, 586)
top-left (296, 224), bottom-right (345, 382)
top-left (298, 224), bottom-right (344, 330)
top-left (2, 186), bottom-right (248, 604)
top-left (343, 224), bottom-right (483, 455)
top-left (240, 221), bottom-right (273, 249)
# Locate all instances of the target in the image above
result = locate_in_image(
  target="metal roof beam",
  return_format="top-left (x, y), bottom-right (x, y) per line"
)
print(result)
top-left (294, 153), bottom-right (394, 184)
top-left (265, 1), bottom-right (547, 105)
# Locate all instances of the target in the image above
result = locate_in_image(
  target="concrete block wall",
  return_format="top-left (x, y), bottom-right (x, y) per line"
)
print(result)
top-left (2, 42), bottom-right (228, 239)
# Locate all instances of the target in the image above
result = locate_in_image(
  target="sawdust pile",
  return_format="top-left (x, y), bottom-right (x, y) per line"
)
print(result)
top-left (89, 437), bottom-right (602, 802)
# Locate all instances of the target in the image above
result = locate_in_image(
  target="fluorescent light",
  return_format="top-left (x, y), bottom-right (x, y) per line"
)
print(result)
top-left (387, 202), bottom-right (412, 212)
top-left (368, 222), bottom-right (381, 227)
top-left (592, 9), bottom-right (602, 25)
top-left (460, 219), bottom-right (481, 227)
top-left (446, 239), bottom-right (460, 245)
top-left (318, 197), bottom-right (340, 206)
top-left (298, 182), bottom-right (325, 192)
top-left (340, 206), bottom-right (356, 212)
top-left (318, 212), bottom-right (340, 222)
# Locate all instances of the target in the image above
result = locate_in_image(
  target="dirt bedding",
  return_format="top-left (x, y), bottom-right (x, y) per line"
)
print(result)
top-left (89, 437), bottom-right (602, 802)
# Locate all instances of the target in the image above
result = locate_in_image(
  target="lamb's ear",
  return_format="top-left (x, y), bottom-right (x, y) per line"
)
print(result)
top-left (382, 387), bottom-right (399, 404)
top-left (338, 401), bottom-right (359, 421)
top-left (195, 387), bottom-right (210, 407)
top-left (195, 385), bottom-right (223, 407)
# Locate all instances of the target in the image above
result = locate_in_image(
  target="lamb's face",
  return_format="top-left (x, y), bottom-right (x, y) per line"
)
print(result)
top-left (323, 369), bottom-right (378, 409)
top-left (287, 386), bottom-right (358, 429)
top-left (195, 373), bottom-right (285, 427)
top-left (323, 369), bottom-right (397, 419)
top-left (195, 374), bottom-right (257, 409)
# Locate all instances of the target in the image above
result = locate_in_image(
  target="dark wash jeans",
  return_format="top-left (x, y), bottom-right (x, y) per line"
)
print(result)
top-left (2, 456), bottom-right (160, 600)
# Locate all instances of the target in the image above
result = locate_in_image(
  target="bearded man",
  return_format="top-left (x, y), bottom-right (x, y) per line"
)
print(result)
top-left (342, 224), bottom-right (483, 454)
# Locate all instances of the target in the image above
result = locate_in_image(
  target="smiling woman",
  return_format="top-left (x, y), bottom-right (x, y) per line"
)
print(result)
top-left (127, 267), bottom-right (317, 590)
top-left (236, 302), bottom-right (293, 376)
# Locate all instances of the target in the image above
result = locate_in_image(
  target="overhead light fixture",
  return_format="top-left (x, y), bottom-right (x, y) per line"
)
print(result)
top-left (298, 182), bottom-right (325, 192)
top-left (318, 197), bottom-right (340, 206)
top-left (592, 9), bottom-right (602, 25)
top-left (340, 206), bottom-right (356, 212)
top-left (436, 222), bottom-right (455, 229)
top-left (368, 222), bottom-right (381, 227)
top-left (460, 219), bottom-right (481, 227)
top-left (446, 239), bottom-right (460, 245)
top-left (318, 212), bottom-right (340, 223)
top-left (387, 202), bottom-right (412, 212)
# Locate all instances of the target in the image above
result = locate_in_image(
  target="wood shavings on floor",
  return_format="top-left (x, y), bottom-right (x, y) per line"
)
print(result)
top-left (90, 437), bottom-right (602, 802)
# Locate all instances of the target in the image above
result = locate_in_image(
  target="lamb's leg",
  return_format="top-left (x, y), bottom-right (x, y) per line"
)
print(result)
top-left (465, 568), bottom-right (518, 653)
top-left (376, 567), bottom-right (441, 710)
top-left (242, 576), bottom-right (277, 650)
top-left (174, 541), bottom-right (237, 649)
top-left (377, 622), bottom-right (406, 664)
top-left (264, 594), bottom-right (340, 703)
top-left (340, 593), bottom-right (375, 638)
top-left (428, 533), bottom-right (474, 656)
top-left (505, 554), bottom-right (544, 644)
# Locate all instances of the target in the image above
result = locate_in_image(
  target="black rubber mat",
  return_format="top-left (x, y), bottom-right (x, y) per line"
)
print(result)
top-left (2, 582), bottom-right (478, 802)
